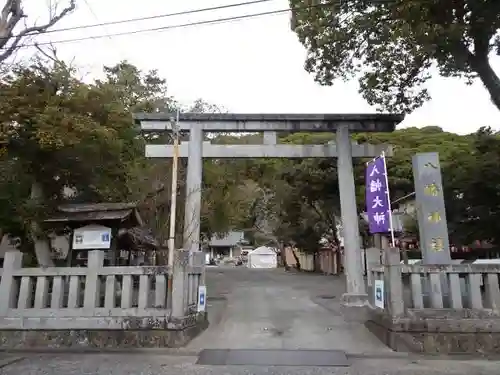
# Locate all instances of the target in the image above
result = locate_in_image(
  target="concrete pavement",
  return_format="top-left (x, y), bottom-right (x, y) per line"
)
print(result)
top-left (189, 267), bottom-right (387, 353)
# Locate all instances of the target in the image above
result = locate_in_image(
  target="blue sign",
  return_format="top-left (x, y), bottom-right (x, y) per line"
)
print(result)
top-left (102, 233), bottom-right (110, 242)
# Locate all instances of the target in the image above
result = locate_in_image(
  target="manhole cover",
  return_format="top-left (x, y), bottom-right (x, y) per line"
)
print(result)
top-left (196, 349), bottom-right (350, 366)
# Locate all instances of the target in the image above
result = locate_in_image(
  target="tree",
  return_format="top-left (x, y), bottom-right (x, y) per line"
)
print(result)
top-left (0, 56), bottom-right (146, 265)
top-left (237, 133), bottom-right (342, 251)
top-left (276, 161), bottom-right (338, 251)
top-left (236, 126), bottom-right (486, 253)
top-left (290, 0), bottom-right (500, 113)
top-left (444, 127), bottom-right (500, 245)
top-left (134, 98), bottom-right (252, 255)
top-left (208, 126), bottom-right (500, 254)
top-left (96, 61), bottom-right (175, 114)
top-left (0, 0), bottom-right (77, 63)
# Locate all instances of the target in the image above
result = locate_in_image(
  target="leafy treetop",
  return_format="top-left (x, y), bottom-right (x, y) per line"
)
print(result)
top-left (290, 0), bottom-right (500, 113)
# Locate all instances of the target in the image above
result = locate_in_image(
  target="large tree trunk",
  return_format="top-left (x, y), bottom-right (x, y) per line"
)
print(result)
top-left (473, 57), bottom-right (500, 110)
top-left (30, 182), bottom-right (54, 267)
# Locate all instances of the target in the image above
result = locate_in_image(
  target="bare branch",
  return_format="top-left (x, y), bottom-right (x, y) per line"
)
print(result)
top-left (0, 0), bottom-right (76, 63)
top-left (34, 42), bottom-right (60, 65)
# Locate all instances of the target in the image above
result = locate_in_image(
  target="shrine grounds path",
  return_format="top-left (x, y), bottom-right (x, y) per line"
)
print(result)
top-left (2, 267), bottom-right (500, 374)
top-left (187, 266), bottom-right (387, 352)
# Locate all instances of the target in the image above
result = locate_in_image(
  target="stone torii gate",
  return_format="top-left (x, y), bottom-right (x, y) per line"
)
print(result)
top-left (135, 113), bottom-right (403, 307)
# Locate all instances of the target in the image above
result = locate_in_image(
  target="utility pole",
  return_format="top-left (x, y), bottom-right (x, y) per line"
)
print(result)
top-left (167, 110), bottom-right (180, 307)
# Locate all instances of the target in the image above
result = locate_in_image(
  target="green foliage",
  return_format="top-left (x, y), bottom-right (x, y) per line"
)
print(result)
top-left (234, 125), bottom-right (500, 251)
top-left (290, 0), bottom-right (500, 112)
top-left (275, 158), bottom-right (340, 251)
top-left (444, 127), bottom-right (500, 245)
top-left (0, 59), bottom-right (144, 203)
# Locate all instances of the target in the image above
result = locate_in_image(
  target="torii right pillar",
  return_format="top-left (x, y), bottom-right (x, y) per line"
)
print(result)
top-left (336, 125), bottom-right (368, 310)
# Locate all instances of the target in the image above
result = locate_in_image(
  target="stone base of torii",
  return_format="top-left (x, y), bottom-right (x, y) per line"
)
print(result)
top-left (135, 113), bottom-right (403, 311)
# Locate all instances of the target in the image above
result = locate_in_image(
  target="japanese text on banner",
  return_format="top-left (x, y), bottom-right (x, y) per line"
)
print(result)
top-left (365, 157), bottom-right (391, 233)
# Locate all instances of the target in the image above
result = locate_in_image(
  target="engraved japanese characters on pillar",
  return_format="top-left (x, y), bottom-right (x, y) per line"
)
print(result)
top-left (412, 152), bottom-right (451, 264)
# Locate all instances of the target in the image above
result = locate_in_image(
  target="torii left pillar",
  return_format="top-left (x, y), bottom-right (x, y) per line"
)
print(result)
top-left (183, 126), bottom-right (203, 257)
top-left (337, 125), bottom-right (367, 308)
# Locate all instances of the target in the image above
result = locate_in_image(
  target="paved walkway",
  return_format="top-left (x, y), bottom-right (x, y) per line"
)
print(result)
top-left (188, 267), bottom-right (388, 353)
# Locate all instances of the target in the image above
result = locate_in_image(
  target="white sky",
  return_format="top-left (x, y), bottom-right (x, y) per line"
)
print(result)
top-left (16, 0), bottom-right (500, 135)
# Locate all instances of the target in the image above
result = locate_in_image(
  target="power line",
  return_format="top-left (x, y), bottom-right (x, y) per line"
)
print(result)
top-left (81, 0), bottom-right (125, 55)
top-left (14, 0), bottom-right (276, 37)
top-left (9, 2), bottom-right (331, 50)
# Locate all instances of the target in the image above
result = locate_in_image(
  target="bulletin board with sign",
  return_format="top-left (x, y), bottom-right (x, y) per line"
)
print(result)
top-left (72, 225), bottom-right (112, 250)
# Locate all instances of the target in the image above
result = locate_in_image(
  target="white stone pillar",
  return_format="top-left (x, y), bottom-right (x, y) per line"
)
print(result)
top-left (183, 125), bottom-right (203, 253)
top-left (336, 125), bottom-right (367, 306)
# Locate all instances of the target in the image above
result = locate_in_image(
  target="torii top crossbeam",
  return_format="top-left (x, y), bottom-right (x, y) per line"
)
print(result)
top-left (134, 112), bottom-right (404, 133)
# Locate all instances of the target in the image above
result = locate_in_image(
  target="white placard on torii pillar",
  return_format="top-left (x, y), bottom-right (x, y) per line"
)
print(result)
top-left (197, 285), bottom-right (207, 312)
top-left (374, 279), bottom-right (384, 309)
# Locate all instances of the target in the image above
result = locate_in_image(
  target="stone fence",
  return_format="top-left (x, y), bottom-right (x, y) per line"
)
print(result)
top-left (370, 264), bottom-right (500, 313)
top-left (0, 250), bottom-right (206, 349)
top-left (366, 247), bottom-right (500, 354)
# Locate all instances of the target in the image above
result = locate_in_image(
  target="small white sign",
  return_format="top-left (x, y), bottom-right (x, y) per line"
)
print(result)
top-left (374, 279), bottom-right (384, 309)
top-left (197, 285), bottom-right (207, 312)
top-left (72, 225), bottom-right (112, 250)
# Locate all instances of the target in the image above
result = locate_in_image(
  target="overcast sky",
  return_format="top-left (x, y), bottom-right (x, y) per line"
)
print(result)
top-left (17, 0), bottom-right (500, 134)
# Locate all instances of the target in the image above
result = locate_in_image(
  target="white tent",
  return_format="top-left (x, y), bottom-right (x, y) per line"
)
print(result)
top-left (248, 246), bottom-right (278, 269)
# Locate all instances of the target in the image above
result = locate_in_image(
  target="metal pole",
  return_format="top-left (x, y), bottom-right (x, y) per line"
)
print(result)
top-left (167, 110), bottom-right (180, 305)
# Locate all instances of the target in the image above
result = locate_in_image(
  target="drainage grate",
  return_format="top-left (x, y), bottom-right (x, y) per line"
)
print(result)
top-left (207, 296), bottom-right (227, 301)
top-left (318, 295), bottom-right (336, 300)
top-left (196, 349), bottom-right (350, 366)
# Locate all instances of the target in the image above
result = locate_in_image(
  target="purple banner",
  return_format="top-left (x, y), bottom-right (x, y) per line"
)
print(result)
top-left (366, 156), bottom-right (391, 233)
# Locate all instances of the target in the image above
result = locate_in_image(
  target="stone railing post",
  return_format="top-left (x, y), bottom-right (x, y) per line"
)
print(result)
top-left (383, 247), bottom-right (404, 316)
top-left (83, 250), bottom-right (104, 310)
top-left (171, 250), bottom-right (189, 318)
top-left (0, 251), bottom-right (23, 315)
top-left (192, 251), bottom-right (205, 286)
top-left (365, 247), bottom-right (382, 288)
